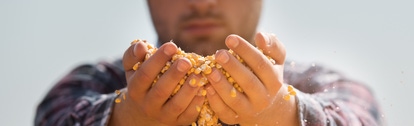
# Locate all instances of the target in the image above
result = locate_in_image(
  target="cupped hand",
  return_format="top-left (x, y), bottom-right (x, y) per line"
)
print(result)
top-left (109, 41), bottom-right (204, 126)
top-left (206, 33), bottom-right (299, 125)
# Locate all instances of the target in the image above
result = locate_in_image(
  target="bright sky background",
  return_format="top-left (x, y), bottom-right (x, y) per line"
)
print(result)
top-left (1, 0), bottom-right (413, 125)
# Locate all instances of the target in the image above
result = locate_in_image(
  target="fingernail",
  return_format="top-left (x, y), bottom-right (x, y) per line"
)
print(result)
top-left (264, 33), bottom-right (271, 46)
top-left (209, 70), bottom-right (221, 83)
top-left (177, 60), bottom-right (190, 72)
top-left (206, 86), bottom-right (216, 95)
top-left (163, 44), bottom-right (176, 55)
top-left (216, 51), bottom-right (229, 64)
top-left (226, 35), bottom-right (239, 48)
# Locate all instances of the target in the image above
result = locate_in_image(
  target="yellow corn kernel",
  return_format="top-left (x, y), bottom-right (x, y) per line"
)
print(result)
top-left (227, 77), bottom-right (235, 84)
top-left (216, 64), bottom-right (222, 69)
top-left (283, 94), bottom-right (291, 101)
top-left (192, 122), bottom-right (197, 126)
top-left (176, 48), bottom-right (183, 55)
top-left (198, 77), bottom-right (208, 87)
top-left (225, 72), bottom-right (230, 78)
top-left (130, 39), bottom-right (138, 45)
top-left (288, 85), bottom-right (294, 92)
top-left (161, 66), bottom-right (169, 73)
top-left (202, 65), bottom-right (212, 75)
top-left (230, 87), bottom-right (237, 98)
top-left (115, 98), bottom-right (121, 103)
top-left (179, 78), bottom-right (185, 85)
top-left (209, 62), bottom-right (215, 68)
top-left (196, 105), bottom-right (201, 112)
top-left (122, 93), bottom-right (126, 100)
top-left (236, 87), bottom-right (244, 93)
top-left (190, 59), bottom-right (196, 66)
top-left (188, 67), bottom-right (195, 75)
top-left (132, 62), bottom-right (140, 71)
top-left (172, 54), bottom-right (179, 61)
top-left (172, 85), bottom-right (181, 95)
top-left (289, 90), bottom-right (297, 96)
top-left (147, 43), bottom-right (154, 49)
top-left (201, 89), bottom-right (207, 96)
top-left (115, 90), bottom-right (121, 95)
top-left (190, 78), bottom-right (197, 87)
top-left (145, 53), bottom-right (151, 60)
top-left (194, 68), bottom-right (202, 74)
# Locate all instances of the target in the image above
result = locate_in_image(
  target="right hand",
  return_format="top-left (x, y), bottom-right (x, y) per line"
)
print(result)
top-left (109, 41), bottom-right (205, 126)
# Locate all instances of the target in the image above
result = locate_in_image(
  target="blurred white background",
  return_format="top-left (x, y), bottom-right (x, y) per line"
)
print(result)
top-left (1, 0), bottom-right (413, 125)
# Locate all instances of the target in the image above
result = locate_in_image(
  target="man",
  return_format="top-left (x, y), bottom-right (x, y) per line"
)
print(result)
top-left (35, 0), bottom-right (382, 126)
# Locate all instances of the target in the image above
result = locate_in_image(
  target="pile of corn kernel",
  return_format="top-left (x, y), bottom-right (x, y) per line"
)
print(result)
top-left (116, 39), bottom-right (279, 126)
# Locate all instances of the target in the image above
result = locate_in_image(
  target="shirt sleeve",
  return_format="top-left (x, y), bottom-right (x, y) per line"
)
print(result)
top-left (35, 59), bottom-right (126, 126)
top-left (284, 62), bottom-right (384, 126)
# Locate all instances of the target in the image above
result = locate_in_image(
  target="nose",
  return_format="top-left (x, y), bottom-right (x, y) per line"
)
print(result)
top-left (189, 0), bottom-right (217, 16)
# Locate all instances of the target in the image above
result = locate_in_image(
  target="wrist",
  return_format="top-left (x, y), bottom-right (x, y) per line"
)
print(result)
top-left (239, 84), bottom-right (299, 126)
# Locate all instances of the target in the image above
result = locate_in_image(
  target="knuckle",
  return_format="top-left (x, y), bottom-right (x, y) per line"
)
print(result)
top-left (142, 104), bottom-right (155, 118)
top-left (220, 115), bottom-right (238, 125)
top-left (229, 96), bottom-right (244, 108)
top-left (243, 76), bottom-right (259, 91)
top-left (256, 57), bottom-right (270, 71)
top-left (136, 69), bottom-right (153, 85)
top-left (168, 100), bottom-right (185, 115)
top-left (152, 86), bottom-right (169, 99)
top-left (255, 98), bottom-right (271, 112)
top-left (177, 113), bottom-right (196, 125)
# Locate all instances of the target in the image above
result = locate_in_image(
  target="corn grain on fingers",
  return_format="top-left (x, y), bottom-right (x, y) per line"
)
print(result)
top-left (121, 39), bottom-right (287, 126)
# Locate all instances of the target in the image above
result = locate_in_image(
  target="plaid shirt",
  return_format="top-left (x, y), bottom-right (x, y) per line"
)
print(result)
top-left (35, 59), bottom-right (383, 126)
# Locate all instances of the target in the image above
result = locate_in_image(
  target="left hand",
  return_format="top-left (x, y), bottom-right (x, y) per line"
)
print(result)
top-left (206, 32), bottom-right (299, 125)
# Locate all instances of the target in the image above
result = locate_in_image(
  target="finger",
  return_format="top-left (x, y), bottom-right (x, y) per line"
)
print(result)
top-left (163, 75), bottom-right (202, 118)
top-left (255, 32), bottom-right (286, 65)
top-left (225, 35), bottom-right (280, 93)
top-left (214, 50), bottom-right (270, 110)
top-left (176, 95), bottom-right (205, 125)
top-left (205, 85), bottom-right (239, 125)
top-left (206, 68), bottom-right (250, 115)
top-left (123, 41), bottom-right (148, 74)
top-left (146, 58), bottom-right (191, 110)
top-left (128, 42), bottom-right (178, 99)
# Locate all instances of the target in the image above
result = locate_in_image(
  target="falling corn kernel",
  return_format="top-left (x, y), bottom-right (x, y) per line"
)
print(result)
top-left (288, 85), bottom-right (294, 92)
top-left (122, 93), bottom-right (126, 100)
top-left (289, 90), bottom-right (297, 96)
top-left (283, 95), bottom-right (291, 101)
top-left (230, 87), bottom-right (237, 98)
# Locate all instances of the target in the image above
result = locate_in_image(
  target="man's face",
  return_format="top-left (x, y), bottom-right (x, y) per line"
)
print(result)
top-left (148, 0), bottom-right (262, 56)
